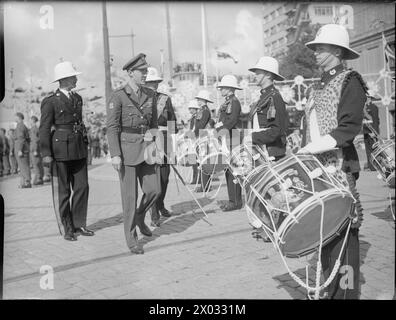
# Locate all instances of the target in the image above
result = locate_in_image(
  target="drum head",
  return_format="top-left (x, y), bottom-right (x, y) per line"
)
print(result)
top-left (280, 193), bottom-right (354, 258)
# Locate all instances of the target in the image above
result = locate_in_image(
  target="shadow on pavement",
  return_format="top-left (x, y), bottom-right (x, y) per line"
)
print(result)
top-left (87, 212), bottom-right (123, 232)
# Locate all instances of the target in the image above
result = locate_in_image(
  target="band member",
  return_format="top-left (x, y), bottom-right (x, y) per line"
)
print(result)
top-left (106, 53), bottom-right (161, 254)
top-left (15, 112), bottom-right (32, 188)
top-left (363, 95), bottom-right (380, 171)
top-left (40, 61), bottom-right (93, 241)
top-left (194, 90), bottom-right (213, 193)
top-left (215, 75), bottom-right (243, 211)
top-left (187, 100), bottom-right (200, 184)
top-left (29, 116), bottom-right (44, 185)
top-left (8, 128), bottom-right (18, 174)
top-left (246, 56), bottom-right (288, 160)
top-left (144, 67), bottom-right (177, 227)
top-left (298, 24), bottom-right (367, 299)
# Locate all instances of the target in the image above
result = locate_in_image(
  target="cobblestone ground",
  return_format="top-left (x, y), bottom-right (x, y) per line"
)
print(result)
top-left (1, 157), bottom-right (394, 299)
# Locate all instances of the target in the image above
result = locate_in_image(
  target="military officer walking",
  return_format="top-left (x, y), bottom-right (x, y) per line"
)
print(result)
top-left (144, 67), bottom-right (177, 227)
top-left (40, 61), bottom-right (93, 241)
top-left (215, 75), bottom-right (243, 211)
top-left (15, 112), bottom-right (32, 188)
top-left (246, 56), bottom-right (288, 161)
top-left (106, 53), bottom-right (161, 254)
top-left (29, 116), bottom-right (44, 185)
top-left (194, 90), bottom-right (213, 193)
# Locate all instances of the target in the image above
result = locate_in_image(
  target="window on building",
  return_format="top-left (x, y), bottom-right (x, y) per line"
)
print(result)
top-left (271, 11), bottom-right (276, 20)
top-left (314, 6), bottom-right (333, 16)
top-left (270, 26), bottom-right (276, 35)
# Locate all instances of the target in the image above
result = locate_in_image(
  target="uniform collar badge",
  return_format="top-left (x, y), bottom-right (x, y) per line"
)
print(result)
top-left (329, 69), bottom-right (336, 76)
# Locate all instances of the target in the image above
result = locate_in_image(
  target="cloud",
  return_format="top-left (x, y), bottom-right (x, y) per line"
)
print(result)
top-left (208, 9), bottom-right (262, 76)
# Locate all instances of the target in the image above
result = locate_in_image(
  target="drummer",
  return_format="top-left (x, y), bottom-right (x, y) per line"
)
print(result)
top-left (194, 90), bottom-right (213, 193)
top-left (215, 75), bottom-right (243, 211)
top-left (245, 56), bottom-right (288, 161)
top-left (297, 24), bottom-right (367, 299)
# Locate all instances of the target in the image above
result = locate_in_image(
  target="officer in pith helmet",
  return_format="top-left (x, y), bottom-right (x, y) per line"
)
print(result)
top-left (106, 53), bottom-right (161, 254)
top-left (216, 75), bottom-right (243, 211)
top-left (39, 61), bottom-right (93, 241)
top-left (298, 23), bottom-right (367, 299)
top-left (144, 66), bottom-right (178, 227)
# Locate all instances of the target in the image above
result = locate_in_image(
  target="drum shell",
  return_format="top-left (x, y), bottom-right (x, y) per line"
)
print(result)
top-left (370, 140), bottom-right (395, 188)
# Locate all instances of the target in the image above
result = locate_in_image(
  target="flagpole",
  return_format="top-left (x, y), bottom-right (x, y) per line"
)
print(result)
top-left (201, 2), bottom-right (208, 88)
top-left (215, 50), bottom-right (220, 109)
top-left (382, 31), bottom-right (391, 139)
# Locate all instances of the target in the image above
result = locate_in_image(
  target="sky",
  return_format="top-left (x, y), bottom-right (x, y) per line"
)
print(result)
top-left (2, 1), bottom-right (264, 94)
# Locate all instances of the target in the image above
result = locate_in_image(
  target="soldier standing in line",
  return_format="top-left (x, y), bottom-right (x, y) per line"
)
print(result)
top-left (15, 112), bottom-right (32, 188)
top-left (144, 67), bottom-right (177, 227)
top-left (1, 129), bottom-right (12, 176)
top-left (187, 100), bottom-right (200, 185)
top-left (106, 53), bottom-right (161, 254)
top-left (29, 116), bottom-right (44, 185)
top-left (194, 90), bottom-right (213, 193)
top-left (8, 128), bottom-right (18, 175)
top-left (40, 61), bottom-right (93, 241)
top-left (215, 75), bottom-right (243, 211)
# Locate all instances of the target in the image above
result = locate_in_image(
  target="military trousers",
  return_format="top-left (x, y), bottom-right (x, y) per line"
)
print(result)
top-left (2, 154), bottom-right (11, 175)
top-left (16, 153), bottom-right (31, 185)
top-left (118, 161), bottom-right (161, 249)
top-left (31, 153), bottom-right (44, 184)
top-left (52, 158), bottom-right (89, 234)
top-left (151, 162), bottom-right (171, 222)
top-left (225, 169), bottom-right (242, 206)
top-left (321, 172), bottom-right (360, 299)
top-left (9, 154), bottom-right (18, 174)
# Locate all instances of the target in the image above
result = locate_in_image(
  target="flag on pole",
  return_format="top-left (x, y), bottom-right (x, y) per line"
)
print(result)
top-left (216, 51), bottom-right (238, 64)
top-left (382, 32), bottom-right (395, 73)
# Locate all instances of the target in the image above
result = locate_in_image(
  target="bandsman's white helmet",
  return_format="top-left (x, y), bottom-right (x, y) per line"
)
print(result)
top-left (53, 61), bottom-right (82, 82)
top-left (248, 56), bottom-right (285, 81)
top-left (145, 67), bottom-right (163, 82)
top-left (187, 99), bottom-right (199, 109)
top-left (305, 24), bottom-right (360, 60)
top-left (195, 90), bottom-right (213, 103)
top-left (217, 74), bottom-right (242, 90)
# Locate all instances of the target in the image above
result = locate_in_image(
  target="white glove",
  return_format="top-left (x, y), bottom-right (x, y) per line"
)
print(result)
top-left (111, 156), bottom-right (122, 171)
top-left (214, 121), bottom-right (223, 129)
top-left (144, 131), bottom-right (154, 142)
top-left (297, 134), bottom-right (337, 154)
top-left (243, 132), bottom-right (253, 145)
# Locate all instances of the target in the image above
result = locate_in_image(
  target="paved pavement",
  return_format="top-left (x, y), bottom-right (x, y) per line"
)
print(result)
top-left (1, 156), bottom-right (394, 299)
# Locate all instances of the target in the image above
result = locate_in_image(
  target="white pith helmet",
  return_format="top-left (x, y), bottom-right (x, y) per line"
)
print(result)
top-left (217, 74), bottom-right (242, 90)
top-left (305, 24), bottom-right (360, 60)
top-left (248, 56), bottom-right (285, 81)
top-left (53, 61), bottom-right (82, 82)
top-left (195, 90), bottom-right (213, 103)
top-left (187, 99), bottom-right (199, 109)
top-left (145, 67), bottom-right (163, 82)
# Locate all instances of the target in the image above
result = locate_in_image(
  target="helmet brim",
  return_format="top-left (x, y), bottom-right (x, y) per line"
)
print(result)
top-left (305, 41), bottom-right (360, 60)
top-left (248, 67), bottom-right (285, 81)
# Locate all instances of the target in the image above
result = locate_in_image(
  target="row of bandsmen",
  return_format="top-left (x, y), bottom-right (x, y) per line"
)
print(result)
top-left (39, 24), bottom-right (366, 299)
top-left (0, 114), bottom-right (51, 186)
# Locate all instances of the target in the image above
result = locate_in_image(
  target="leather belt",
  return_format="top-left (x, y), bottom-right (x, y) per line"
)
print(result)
top-left (54, 124), bottom-right (74, 131)
top-left (121, 126), bottom-right (148, 134)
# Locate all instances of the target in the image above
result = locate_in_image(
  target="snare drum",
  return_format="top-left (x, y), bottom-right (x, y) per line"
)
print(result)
top-left (371, 140), bottom-right (395, 188)
top-left (243, 154), bottom-right (355, 258)
top-left (286, 132), bottom-right (302, 153)
top-left (195, 136), bottom-right (228, 175)
top-left (228, 143), bottom-right (269, 177)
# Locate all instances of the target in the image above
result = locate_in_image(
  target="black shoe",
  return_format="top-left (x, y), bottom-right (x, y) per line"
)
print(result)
top-left (130, 245), bottom-right (144, 254)
top-left (159, 208), bottom-right (172, 217)
top-left (150, 220), bottom-right (160, 227)
top-left (221, 202), bottom-right (242, 212)
top-left (138, 223), bottom-right (152, 237)
top-left (74, 227), bottom-right (95, 236)
top-left (64, 233), bottom-right (77, 241)
top-left (20, 183), bottom-right (32, 188)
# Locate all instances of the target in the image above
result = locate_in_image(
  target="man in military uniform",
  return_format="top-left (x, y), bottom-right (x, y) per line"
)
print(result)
top-left (40, 61), bottom-right (93, 241)
top-left (215, 75), bottom-right (243, 211)
top-left (187, 101), bottom-right (200, 184)
top-left (144, 67), bottom-right (177, 227)
top-left (298, 24), bottom-right (366, 299)
top-left (0, 129), bottom-right (11, 176)
top-left (246, 56), bottom-right (288, 161)
top-left (29, 116), bottom-right (44, 185)
top-left (8, 128), bottom-right (18, 174)
top-left (194, 90), bottom-right (213, 193)
top-left (15, 112), bottom-right (32, 188)
top-left (106, 53), bottom-right (161, 254)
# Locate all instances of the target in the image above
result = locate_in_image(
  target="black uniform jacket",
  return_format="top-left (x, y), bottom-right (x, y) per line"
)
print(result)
top-left (39, 89), bottom-right (88, 161)
top-left (194, 105), bottom-right (211, 138)
top-left (106, 83), bottom-right (158, 166)
top-left (248, 85), bottom-right (288, 158)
